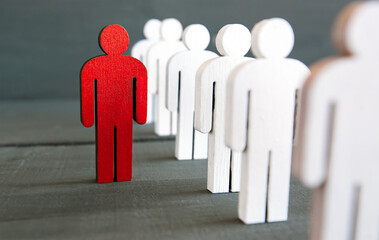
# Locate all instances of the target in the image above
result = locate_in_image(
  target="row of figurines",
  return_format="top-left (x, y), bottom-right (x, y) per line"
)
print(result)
top-left (132, 1), bottom-right (379, 239)
top-left (81, 1), bottom-right (379, 239)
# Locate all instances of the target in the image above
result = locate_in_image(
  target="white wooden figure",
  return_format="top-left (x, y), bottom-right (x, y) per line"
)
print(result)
top-left (293, 2), bottom-right (379, 239)
top-left (167, 24), bottom-right (218, 160)
top-left (225, 18), bottom-right (310, 224)
top-left (146, 18), bottom-right (186, 136)
top-left (131, 19), bottom-right (161, 124)
top-left (195, 24), bottom-right (253, 193)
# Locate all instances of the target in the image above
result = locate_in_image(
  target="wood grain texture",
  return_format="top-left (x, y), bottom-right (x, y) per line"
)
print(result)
top-left (293, 2), bottom-right (379, 239)
top-left (80, 24), bottom-right (147, 183)
top-left (0, 100), bottom-right (165, 146)
top-left (195, 24), bottom-right (253, 193)
top-left (146, 18), bottom-right (186, 136)
top-left (0, 140), bottom-right (311, 240)
top-left (167, 24), bottom-right (218, 160)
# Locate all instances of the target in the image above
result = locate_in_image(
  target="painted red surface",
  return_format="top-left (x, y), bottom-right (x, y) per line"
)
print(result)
top-left (80, 24), bottom-right (147, 183)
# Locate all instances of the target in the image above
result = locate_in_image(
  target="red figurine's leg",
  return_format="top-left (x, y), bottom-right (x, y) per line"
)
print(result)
top-left (115, 122), bottom-right (133, 182)
top-left (96, 122), bottom-right (114, 183)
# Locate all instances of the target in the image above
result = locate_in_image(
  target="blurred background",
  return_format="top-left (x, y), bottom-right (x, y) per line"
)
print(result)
top-left (0, 0), bottom-right (352, 101)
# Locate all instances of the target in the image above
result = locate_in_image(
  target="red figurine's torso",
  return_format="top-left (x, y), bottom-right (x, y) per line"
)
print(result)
top-left (88, 55), bottom-right (139, 125)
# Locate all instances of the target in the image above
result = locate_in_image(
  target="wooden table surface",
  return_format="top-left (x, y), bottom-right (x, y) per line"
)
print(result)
top-left (0, 100), bottom-right (311, 240)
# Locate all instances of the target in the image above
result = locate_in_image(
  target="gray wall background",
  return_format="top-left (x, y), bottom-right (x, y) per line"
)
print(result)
top-left (0, 0), bottom-right (353, 100)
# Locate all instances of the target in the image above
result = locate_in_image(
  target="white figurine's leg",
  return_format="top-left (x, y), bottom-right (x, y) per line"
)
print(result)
top-left (171, 111), bottom-right (177, 135)
top-left (238, 148), bottom-right (269, 224)
top-left (230, 151), bottom-right (242, 192)
top-left (175, 107), bottom-right (193, 160)
top-left (207, 133), bottom-right (216, 192)
top-left (355, 186), bottom-right (379, 240)
top-left (154, 92), bottom-right (171, 136)
top-left (321, 180), bottom-right (355, 240)
top-left (207, 132), bottom-right (231, 193)
top-left (193, 128), bottom-right (208, 160)
top-left (146, 92), bottom-right (154, 124)
top-left (154, 95), bottom-right (161, 134)
top-left (266, 147), bottom-right (292, 222)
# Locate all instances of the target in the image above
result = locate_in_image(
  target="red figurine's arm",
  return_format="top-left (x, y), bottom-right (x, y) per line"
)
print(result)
top-left (80, 60), bottom-right (96, 128)
top-left (133, 61), bottom-right (148, 124)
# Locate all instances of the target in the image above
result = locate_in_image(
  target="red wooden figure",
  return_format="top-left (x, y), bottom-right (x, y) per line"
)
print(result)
top-left (80, 24), bottom-right (147, 183)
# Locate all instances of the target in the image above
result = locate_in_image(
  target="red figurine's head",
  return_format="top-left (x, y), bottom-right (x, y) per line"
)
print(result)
top-left (99, 24), bottom-right (129, 55)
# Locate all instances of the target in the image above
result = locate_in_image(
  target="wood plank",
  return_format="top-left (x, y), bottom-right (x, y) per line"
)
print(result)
top-left (0, 141), bottom-right (310, 239)
top-left (0, 100), bottom-right (164, 146)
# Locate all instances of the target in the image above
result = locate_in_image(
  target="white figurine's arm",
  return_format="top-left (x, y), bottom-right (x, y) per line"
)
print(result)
top-left (225, 64), bottom-right (250, 152)
top-left (292, 61), bottom-right (311, 89)
top-left (146, 45), bottom-right (159, 94)
top-left (166, 54), bottom-right (183, 111)
top-left (290, 60), bottom-right (311, 147)
top-left (194, 62), bottom-right (214, 133)
top-left (293, 73), bottom-right (331, 188)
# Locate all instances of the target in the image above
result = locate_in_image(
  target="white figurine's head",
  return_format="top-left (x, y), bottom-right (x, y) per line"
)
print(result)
top-left (332, 1), bottom-right (379, 57)
top-left (182, 24), bottom-right (210, 51)
top-left (251, 18), bottom-right (294, 59)
top-left (160, 18), bottom-right (183, 41)
top-left (216, 24), bottom-right (251, 57)
top-left (143, 19), bottom-right (161, 40)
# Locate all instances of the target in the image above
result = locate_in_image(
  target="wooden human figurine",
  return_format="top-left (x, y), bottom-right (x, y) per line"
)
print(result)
top-left (293, 2), bottom-right (379, 239)
top-left (132, 19), bottom-right (161, 124)
top-left (80, 24), bottom-right (147, 183)
top-left (195, 24), bottom-right (253, 193)
top-left (167, 24), bottom-right (218, 160)
top-left (225, 18), bottom-right (310, 224)
top-left (147, 18), bottom-right (186, 136)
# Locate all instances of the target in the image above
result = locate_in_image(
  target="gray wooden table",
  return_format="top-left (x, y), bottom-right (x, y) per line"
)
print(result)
top-left (0, 100), bottom-right (311, 240)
